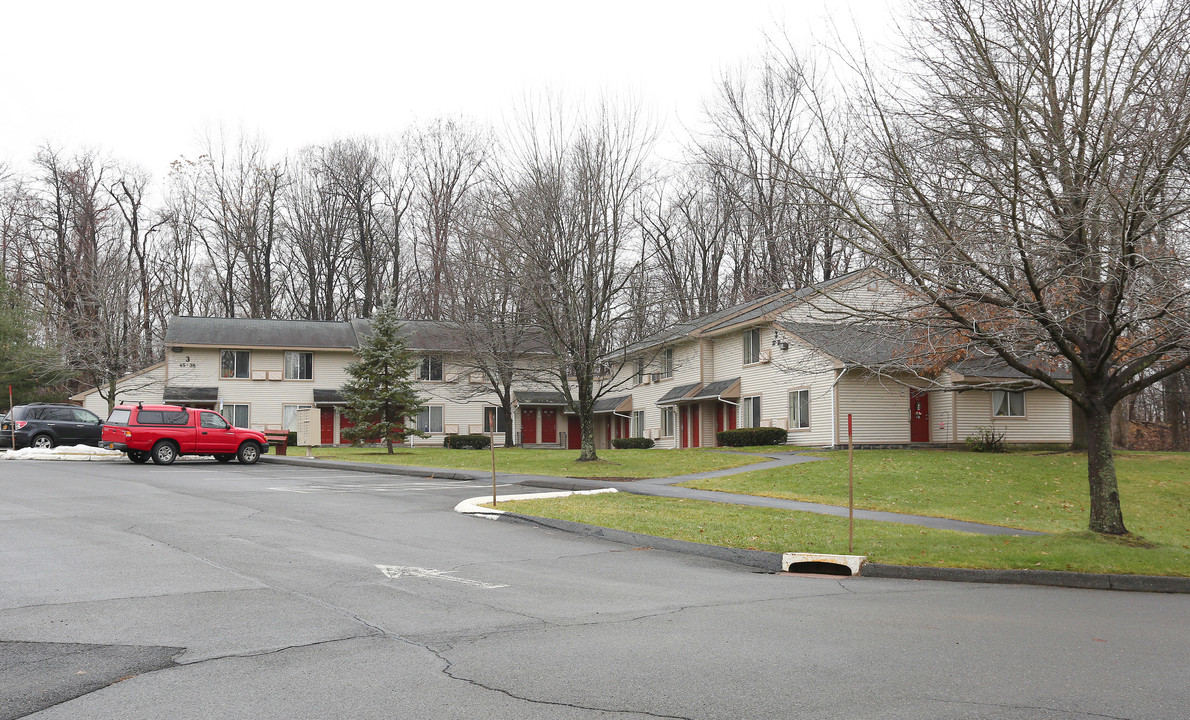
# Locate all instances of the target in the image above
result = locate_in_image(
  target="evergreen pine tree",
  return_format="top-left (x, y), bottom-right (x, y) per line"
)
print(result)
top-left (340, 296), bottom-right (424, 453)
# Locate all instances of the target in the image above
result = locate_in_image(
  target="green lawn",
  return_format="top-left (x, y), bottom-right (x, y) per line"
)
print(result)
top-left (491, 449), bottom-right (1190, 576)
top-left (307, 445), bottom-right (766, 478)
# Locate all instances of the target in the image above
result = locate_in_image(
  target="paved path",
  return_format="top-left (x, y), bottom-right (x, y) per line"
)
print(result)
top-left (265, 451), bottom-right (1045, 536)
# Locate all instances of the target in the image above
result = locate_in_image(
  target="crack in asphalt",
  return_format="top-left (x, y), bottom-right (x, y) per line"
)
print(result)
top-left (925, 697), bottom-right (1134, 719)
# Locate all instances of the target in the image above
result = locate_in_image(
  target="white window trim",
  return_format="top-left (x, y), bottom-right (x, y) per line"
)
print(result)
top-left (741, 395), bottom-right (762, 428)
top-left (483, 406), bottom-right (508, 434)
top-left (222, 403), bottom-right (251, 428)
top-left (659, 348), bottom-right (674, 380)
top-left (284, 351), bottom-right (314, 381)
top-left (419, 356), bottom-right (444, 382)
top-left (991, 390), bottom-right (1026, 418)
top-left (632, 410), bottom-right (646, 438)
top-left (282, 403), bottom-right (313, 432)
top-left (417, 405), bottom-right (445, 433)
top-left (661, 407), bottom-right (677, 437)
top-left (743, 328), bottom-right (761, 366)
top-left (788, 388), bottom-right (811, 430)
top-left (220, 349), bottom-right (250, 380)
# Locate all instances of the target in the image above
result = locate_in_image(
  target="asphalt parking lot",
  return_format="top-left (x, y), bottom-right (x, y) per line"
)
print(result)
top-left (2, 458), bottom-right (1187, 719)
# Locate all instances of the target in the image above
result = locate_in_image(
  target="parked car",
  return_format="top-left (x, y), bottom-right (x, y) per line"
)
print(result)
top-left (0, 403), bottom-right (104, 449)
top-left (101, 404), bottom-right (268, 465)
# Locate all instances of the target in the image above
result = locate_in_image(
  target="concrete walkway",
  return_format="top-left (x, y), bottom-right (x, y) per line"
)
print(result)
top-left (263, 451), bottom-right (1044, 536)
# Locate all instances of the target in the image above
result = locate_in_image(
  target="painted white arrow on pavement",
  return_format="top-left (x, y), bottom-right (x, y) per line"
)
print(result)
top-left (376, 564), bottom-right (508, 589)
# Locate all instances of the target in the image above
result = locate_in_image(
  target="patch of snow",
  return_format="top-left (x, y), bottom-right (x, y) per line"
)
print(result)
top-left (1, 444), bottom-right (125, 461)
top-left (455, 488), bottom-right (617, 518)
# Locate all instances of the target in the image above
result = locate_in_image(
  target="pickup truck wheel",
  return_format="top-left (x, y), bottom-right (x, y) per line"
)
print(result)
top-left (151, 441), bottom-right (178, 465)
top-left (214, 454), bottom-right (234, 463)
top-left (128, 450), bottom-right (150, 464)
top-left (237, 441), bottom-right (261, 465)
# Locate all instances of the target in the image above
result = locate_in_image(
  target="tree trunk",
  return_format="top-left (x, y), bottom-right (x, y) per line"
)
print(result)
top-left (1084, 404), bottom-right (1128, 536)
top-left (578, 413), bottom-right (597, 462)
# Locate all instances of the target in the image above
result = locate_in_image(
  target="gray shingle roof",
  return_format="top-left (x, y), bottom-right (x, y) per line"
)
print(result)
top-left (592, 395), bottom-right (632, 414)
top-left (513, 390), bottom-right (568, 406)
top-left (656, 382), bottom-right (703, 405)
top-left (166, 317), bottom-right (359, 349)
top-left (167, 316), bottom-right (550, 354)
top-left (688, 378), bottom-right (741, 401)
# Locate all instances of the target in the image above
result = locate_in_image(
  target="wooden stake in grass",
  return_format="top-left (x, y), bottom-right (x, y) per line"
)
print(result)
top-left (848, 413), bottom-right (854, 554)
top-left (490, 420), bottom-right (497, 506)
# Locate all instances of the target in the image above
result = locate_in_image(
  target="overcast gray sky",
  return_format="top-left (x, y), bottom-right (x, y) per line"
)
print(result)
top-left (1, 0), bottom-right (896, 175)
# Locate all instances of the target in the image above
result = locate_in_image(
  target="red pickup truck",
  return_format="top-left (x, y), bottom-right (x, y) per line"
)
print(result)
top-left (101, 404), bottom-right (268, 465)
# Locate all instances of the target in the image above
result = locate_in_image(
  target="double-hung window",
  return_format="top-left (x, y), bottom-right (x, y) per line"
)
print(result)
top-left (284, 351), bottom-right (313, 380)
top-left (634, 359), bottom-right (645, 385)
top-left (661, 407), bottom-right (677, 436)
top-left (788, 389), bottom-right (810, 429)
top-left (223, 404), bottom-right (250, 428)
top-left (660, 348), bottom-right (674, 379)
top-left (741, 396), bottom-right (762, 428)
top-left (417, 406), bottom-right (444, 433)
top-left (743, 328), bottom-right (761, 365)
top-left (992, 390), bottom-right (1025, 417)
top-left (632, 410), bottom-right (646, 438)
top-left (283, 404), bottom-right (312, 432)
top-left (220, 350), bottom-right (250, 379)
top-left (419, 356), bottom-right (443, 381)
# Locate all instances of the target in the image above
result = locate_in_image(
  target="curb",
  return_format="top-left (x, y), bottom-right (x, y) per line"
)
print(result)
top-left (259, 454), bottom-right (484, 482)
top-left (476, 507), bottom-right (1190, 594)
top-left (263, 454), bottom-right (1190, 594)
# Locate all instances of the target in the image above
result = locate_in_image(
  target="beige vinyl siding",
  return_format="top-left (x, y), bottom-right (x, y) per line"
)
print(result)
top-left (773, 336), bottom-right (837, 446)
top-left (835, 373), bottom-right (912, 444)
top-left (781, 274), bottom-right (912, 323)
top-left (954, 388), bottom-right (1072, 444)
top-left (75, 362), bottom-right (168, 417)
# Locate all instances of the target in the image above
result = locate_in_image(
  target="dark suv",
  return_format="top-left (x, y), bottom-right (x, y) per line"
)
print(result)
top-left (0, 403), bottom-right (104, 450)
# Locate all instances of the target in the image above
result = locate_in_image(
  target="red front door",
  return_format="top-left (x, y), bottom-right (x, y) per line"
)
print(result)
top-left (910, 390), bottom-right (930, 442)
top-left (568, 416), bottom-right (581, 449)
top-left (321, 408), bottom-right (335, 444)
top-left (522, 408), bottom-right (537, 444)
top-left (678, 406), bottom-right (688, 448)
top-left (541, 408), bottom-right (558, 443)
top-left (690, 406), bottom-right (700, 448)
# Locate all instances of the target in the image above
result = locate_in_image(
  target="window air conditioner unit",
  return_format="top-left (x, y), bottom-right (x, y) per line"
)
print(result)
top-left (469, 372), bottom-right (485, 384)
top-left (758, 350), bottom-right (772, 364)
top-left (651, 373), bottom-right (661, 382)
top-left (267, 370), bottom-right (283, 381)
top-left (640, 375), bottom-right (651, 385)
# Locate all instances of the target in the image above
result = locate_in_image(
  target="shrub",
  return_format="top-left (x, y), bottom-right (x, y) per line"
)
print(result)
top-left (612, 437), bottom-right (655, 449)
top-left (715, 427), bottom-right (788, 447)
top-left (287, 431), bottom-right (297, 447)
top-left (965, 425), bottom-right (1007, 453)
top-left (444, 433), bottom-right (491, 450)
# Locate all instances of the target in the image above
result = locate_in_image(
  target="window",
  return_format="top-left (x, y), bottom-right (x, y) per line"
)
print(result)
top-left (284, 351), bottom-right (313, 380)
top-left (661, 407), bottom-right (677, 436)
top-left (417, 405), bottom-right (444, 433)
top-left (743, 328), bottom-right (761, 365)
top-left (634, 359), bottom-right (645, 385)
top-left (741, 396), bottom-right (762, 428)
top-left (660, 348), bottom-right (674, 379)
top-left (633, 410), bottom-right (646, 438)
top-left (283, 404), bottom-right (312, 432)
top-left (136, 409), bottom-right (189, 425)
top-left (992, 390), bottom-right (1025, 417)
top-left (223, 404), bottom-right (250, 428)
top-left (220, 350), bottom-right (250, 379)
top-left (483, 406), bottom-right (508, 433)
top-left (788, 389), bottom-right (810, 429)
top-left (419, 356), bottom-right (443, 381)
top-left (200, 412), bottom-right (230, 430)
top-left (72, 408), bottom-right (101, 423)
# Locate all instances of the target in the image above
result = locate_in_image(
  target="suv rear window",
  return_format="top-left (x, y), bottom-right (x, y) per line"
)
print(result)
top-left (135, 410), bottom-right (190, 426)
top-left (10, 406), bottom-right (29, 421)
top-left (106, 409), bottom-right (131, 426)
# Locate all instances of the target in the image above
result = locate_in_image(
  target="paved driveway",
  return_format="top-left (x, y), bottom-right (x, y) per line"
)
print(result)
top-left (1, 459), bottom-right (1186, 719)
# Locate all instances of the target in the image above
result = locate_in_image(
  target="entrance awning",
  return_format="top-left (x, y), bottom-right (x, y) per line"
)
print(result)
top-left (656, 383), bottom-right (703, 406)
top-left (512, 390), bottom-right (568, 407)
top-left (592, 395), bottom-right (632, 414)
top-left (313, 389), bottom-right (346, 405)
top-left (686, 377), bottom-right (741, 402)
top-left (162, 385), bottom-right (218, 404)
